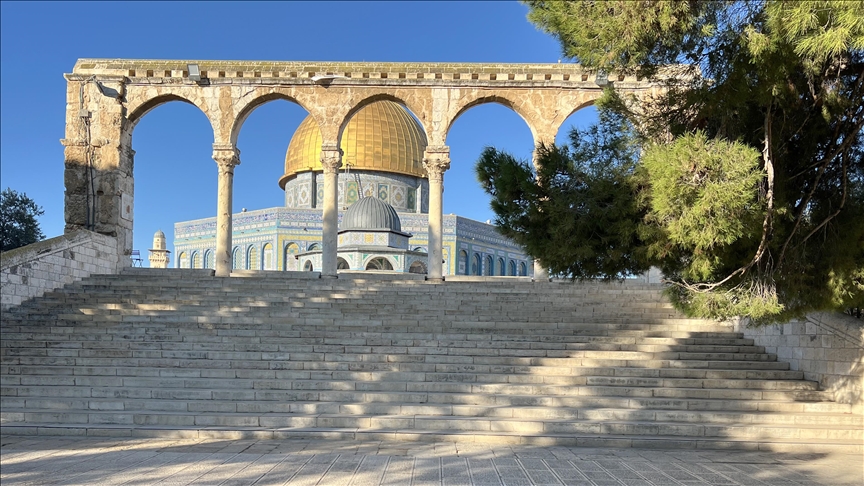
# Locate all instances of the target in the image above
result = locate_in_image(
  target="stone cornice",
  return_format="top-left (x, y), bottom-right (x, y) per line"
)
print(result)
top-left (70, 58), bottom-right (685, 89)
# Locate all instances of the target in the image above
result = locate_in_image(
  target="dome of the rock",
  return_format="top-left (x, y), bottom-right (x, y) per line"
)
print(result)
top-left (278, 100), bottom-right (427, 188)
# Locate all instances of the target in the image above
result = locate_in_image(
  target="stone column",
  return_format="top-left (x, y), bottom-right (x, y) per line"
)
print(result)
top-left (423, 146), bottom-right (450, 281)
top-left (531, 129), bottom-right (557, 282)
top-left (320, 144), bottom-right (342, 278)
top-left (212, 144), bottom-right (240, 277)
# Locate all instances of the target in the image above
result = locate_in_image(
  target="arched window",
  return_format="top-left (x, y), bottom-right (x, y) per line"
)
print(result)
top-left (191, 251), bottom-right (201, 269)
top-left (413, 247), bottom-right (427, 253)
top-left (337, 257), bottom-right (350, 270)
top-left (519, 261), bottom-right (528, 276)
top-left (303, 260), bottom-right (314, 271)
top-left (484, 255), bottom-right (493, 276)
top-left (307, 242), bottom-right (320, 251)
top-left (509, 260), bottom-right (517, 276)
top-left (178, 252), bottom-right (188, 269)
top-left (232, 247), bottom-right (240, 270)
top-left (472, 253), bottom-right (481, 276)
top-left (247, 246), bottom-right (259, 270)
top-left (366, 257), bottom-right (394, 271)
top-left (458, 250), bottom-right (468, 275)
top-left (283, 242), bottom-right (299, 271)
top-left (409, 261), bottom-right (427, 274)
top-left (203, 249), bottom-right (214, 269)
top-left (262, 243), bottom-right (273, 270)
top-left (497, 257), bottom-right (505, 276)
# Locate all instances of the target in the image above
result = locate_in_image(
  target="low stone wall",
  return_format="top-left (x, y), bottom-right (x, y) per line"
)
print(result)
top-left (1, 230), bottom-right (122, 309)
top-left (735, 313), bottom-right (864, 410)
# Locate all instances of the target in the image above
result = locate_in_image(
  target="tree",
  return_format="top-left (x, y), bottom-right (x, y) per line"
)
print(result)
top-left (479, 1), bottom-right (864, 323)
top-left (0, 188), bottom-right (45, 252)
top-left (477, 110), bottom-right (649, 280)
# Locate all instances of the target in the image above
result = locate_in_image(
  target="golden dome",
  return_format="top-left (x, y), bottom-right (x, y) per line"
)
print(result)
top-left (279, 100), bottom-right (427, 188)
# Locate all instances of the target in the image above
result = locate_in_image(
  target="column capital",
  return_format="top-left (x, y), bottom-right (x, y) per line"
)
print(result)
top-left (423, 146), bottom-right (451, 183)
top-left (320, 144), bottom-right (343, 173)
top-left (212, 144), bottom-right (241, 173)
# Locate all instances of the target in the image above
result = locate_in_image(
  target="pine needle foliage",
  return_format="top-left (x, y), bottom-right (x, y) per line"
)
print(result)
top-left (478, 0), bottom-right (864, 323)
top-left (476, 111), bottom-right (648, 280)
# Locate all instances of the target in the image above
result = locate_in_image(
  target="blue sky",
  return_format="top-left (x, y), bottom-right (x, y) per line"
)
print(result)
top-left (1, 1), bottom-right (598, 260)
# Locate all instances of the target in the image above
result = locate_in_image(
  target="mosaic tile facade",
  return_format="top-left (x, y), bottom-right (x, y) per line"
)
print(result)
top-left (175, 208), bottom-right (531, 276)
top-left (282, 171), bottom-right (429, 213)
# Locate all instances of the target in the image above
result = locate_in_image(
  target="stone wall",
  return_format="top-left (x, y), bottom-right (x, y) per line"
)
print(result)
top-left (735, 313), bottom-right (864, 410)
top-left (0, 230), bottom-right (122, 309)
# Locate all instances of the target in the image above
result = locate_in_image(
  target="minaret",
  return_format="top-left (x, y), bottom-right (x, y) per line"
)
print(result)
top-left (148, 230), bottom-right (171, 268)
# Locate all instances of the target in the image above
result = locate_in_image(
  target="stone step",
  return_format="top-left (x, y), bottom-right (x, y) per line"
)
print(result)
top-left (3, 317), bottom-right (726, 332)
top-left (16, 287), bottom-right (676, 298)
top-left (5, 398), bottom-right (856, 425)
top-left (0, 355), bottom-right (792, 373)
top-left (1, 336), bottom-right (762, 353)
top-left (2, 411), bottom-right (859, 443)
top-left (3, 271), bottom-right (854, 453)
top-left (0, 326), bottom-right (746, 343)
top-left (3, 366), bottom-right (812, 389)
top-left (0, 373), bottom-right (822, 396)
top-left (0, 364), bottom-right (808, 381)
top-left (0, 345), bottom-right (779, 363)
top-left (0, 324), bottom-right (747, 337)
top-left (0, 383), bottom-right (839, 408)
top-left (3, 422), bottom-right (859, 454)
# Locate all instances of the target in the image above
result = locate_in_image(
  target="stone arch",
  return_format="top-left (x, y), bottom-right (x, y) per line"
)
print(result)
top-left (519, 261), bottom-right (528, 277)
top-left (126, 92), bottom-right (215, 134)
top-left (509, 259), bottom-right (517, 276)
top-left (445, 95), bottom-right (533, 144)
top-left (365, 256), bottom-right (394, 271)
top-left (307, 242), bottom-right (320, 251)
top-left (262, 243), bottom-right (274, 270)
top-left (112, 93), bottom-right (216, 266)
top-left (247, 245), bottom-right (259, 270)
top-left (229, 91), bottom-right (314, 146)
top-left (471, 253), bottom-right (481, 276)
top-left (484, 254), bottom-right (494, 276)
top-left (458, 249), bottom-right (468, 275)
top-left (554, 99), bottom-right (603, 145)
top-left (560, 99), bottom-right (601, 126)
top-left (413, 246), bottom-right (427, 253)
top-left (497, 257), bottom-right (505, 276)
top-left (338, 93), bottom-right (429, 144)
top-left (178, 251), bottom-right (188, 269)
top-left (337, 257), bottom-right (350, 270)
top-left (191, 251), bottom-right (202, 269)
top-left (303, 260), bottom-right (314, 271)
top-left (232, 247), bottom-right (240, 270)
top-left (283, 242), bottom-right (300, 271)
top-left (409, 260), bottom-right (427, 274)
top-left (203, 249), bottom-right (214, 269)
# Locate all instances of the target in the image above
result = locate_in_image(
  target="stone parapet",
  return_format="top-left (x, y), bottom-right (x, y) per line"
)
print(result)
top-left (69, 59), bottom-right (680, 89)
top-left (0, 230), bottom-right (121, 309)
top-left (734, 313), bottom-right (864, 410)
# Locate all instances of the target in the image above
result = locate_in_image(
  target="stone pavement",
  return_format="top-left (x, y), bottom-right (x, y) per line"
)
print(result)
top-left (2, 435), bottom-right (862, 486)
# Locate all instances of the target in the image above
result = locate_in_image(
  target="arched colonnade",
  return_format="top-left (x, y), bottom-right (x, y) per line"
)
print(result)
top-left (62, 60), bottom-right (665, 278)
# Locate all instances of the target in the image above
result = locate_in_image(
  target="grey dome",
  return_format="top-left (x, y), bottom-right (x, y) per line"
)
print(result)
top-left (341, 197), bottom-right (402, 232)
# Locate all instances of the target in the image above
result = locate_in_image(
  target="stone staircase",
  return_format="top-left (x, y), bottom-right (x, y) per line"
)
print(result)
top-left (1, 268), bottom-right (861, 453)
